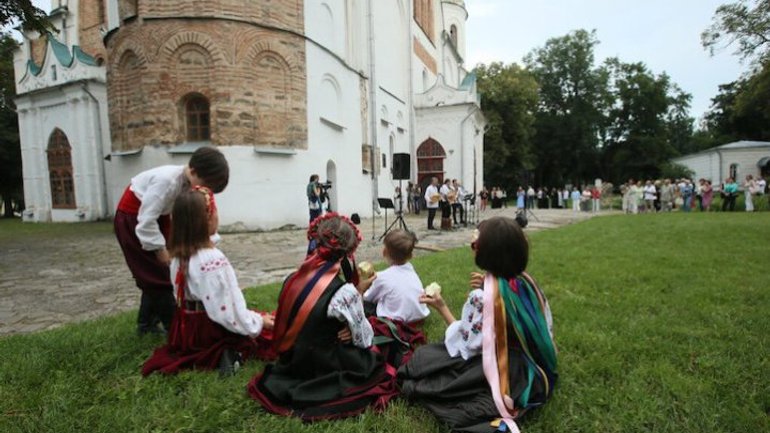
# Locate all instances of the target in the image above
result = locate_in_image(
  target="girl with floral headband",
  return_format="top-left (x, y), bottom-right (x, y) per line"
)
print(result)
top-left (142, 187), bottom-right (274, 376)
top-left (249, 213), bottom-right (404, 420)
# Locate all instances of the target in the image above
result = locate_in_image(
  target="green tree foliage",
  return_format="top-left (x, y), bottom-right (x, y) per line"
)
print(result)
top-left (473, 62), bottom-right (539, 189)
top-left (601, 59), bottom-right (695, 182)
top-left (0, 0), bottom-right (53, 34)
top-left (702, 0), bottom-right (770, 63)
top-left (524, 30), bottom-right (610, 187)
top-left (0, 32), bottom-right (23, 217)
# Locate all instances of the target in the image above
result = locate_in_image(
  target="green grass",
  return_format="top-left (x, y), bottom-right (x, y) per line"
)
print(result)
top-left (1, 214), bottom-right (768, 433)
top-left (0, 218), bottom-right (114, 242)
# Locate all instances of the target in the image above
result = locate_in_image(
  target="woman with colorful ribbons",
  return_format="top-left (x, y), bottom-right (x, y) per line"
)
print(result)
top-left (248, 213), bottom-right (405, 420)
top-left (399, 216), bottom-right (558, 433)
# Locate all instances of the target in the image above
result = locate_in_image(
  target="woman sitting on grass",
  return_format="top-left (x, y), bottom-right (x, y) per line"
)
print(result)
top-left (399, 216), bottom-right (558, 433)
top-left (249, 213), bottom-right (404, 421)
top-left (142, 187), bottom-right (274, 376)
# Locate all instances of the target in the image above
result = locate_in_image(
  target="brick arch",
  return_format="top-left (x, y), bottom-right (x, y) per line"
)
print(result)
top-left (109, 40), bottom-right (149, 71)
top-left (159, 31), bottom-right (228, 66)
top-left (243, 41), bottom-right (300, 74)
top-left (251, 50), bottom-right (292, 146)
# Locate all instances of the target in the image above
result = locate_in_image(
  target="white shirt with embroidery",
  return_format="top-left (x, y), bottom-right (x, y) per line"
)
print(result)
top-left (171, 248), bottom-right (264, 338)
top-left (130, 165), bottom-right (188, 251)
top-left (444, 284), bottom-right (554, 361)
top-left (444, 288), bottom-right (484, 360)
top-left (327, 283), bottom-right (373, 348)
top-left (363, 262), bottom-right (430, 323)
top-left (424, 184), bottom-right (439, 209)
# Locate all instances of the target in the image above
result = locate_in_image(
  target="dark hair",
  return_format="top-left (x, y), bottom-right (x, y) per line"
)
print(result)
top-left (168, 190), bottom-right (212, 261)
top-left (474, 216), bottom-right (528, 278)
top-left (189, 147), bottom-right (229, 193)
top-left (384, 229), bottom-right (417, 264)
top-left (309, 174), bottom-right (319, 182)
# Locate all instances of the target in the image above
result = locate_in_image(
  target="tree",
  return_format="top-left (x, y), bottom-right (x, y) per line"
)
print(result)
top-left (0, 32), bottom-right (23, 217)
top-left (474, 62), bottom-right (539, 189)
top-left (702, 0), bottom-right (770, 63)
top-left (524, 29), bottom-right (610, 187)
top-left (0, 1), bottom-right (53, 34)
top-left (600, 59), bottom-right (695, 183)
top-left (704, 62), bottom-right (770, 141)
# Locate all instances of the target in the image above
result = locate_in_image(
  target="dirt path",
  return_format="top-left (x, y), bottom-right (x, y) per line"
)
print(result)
top-left (0, 207), bottom-right (598, 335)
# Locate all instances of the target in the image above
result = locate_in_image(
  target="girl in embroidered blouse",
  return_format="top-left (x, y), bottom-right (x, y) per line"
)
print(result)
top-left (142, 187), bottom-right (274, 376)
top-left (399, 216), bottom-right (558, 433)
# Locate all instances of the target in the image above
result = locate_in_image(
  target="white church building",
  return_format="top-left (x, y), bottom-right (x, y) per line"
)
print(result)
top-left (12, 0), bottom-right (485, 230)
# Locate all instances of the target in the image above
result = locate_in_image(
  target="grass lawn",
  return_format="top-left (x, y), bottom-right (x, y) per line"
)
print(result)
top-left (1, 213), bottom-right (768, 433)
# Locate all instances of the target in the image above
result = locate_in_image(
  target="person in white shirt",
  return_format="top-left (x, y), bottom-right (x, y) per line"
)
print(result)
top-left (452, 179), bottom-right (467, 225)
top-left (423, 177), bottom-right (440, 230)
top-left (114, 146), bottom-right (229, 336)
top-left (643, 180), bottom-right (657, 213)
top-left (570, 187), bottom-right (581, 212)
top-left (142, 187), bottom-right (273, 376)
top-left (364, 230), bottom-right (430, 324)
top-left (744, 174), bottom-right (756, 212)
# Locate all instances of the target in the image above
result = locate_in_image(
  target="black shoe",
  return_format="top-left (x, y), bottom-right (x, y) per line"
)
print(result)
top-left (137, 324), bottom-right (165, 337)
top-left (218, 348), bottom-right (242, 377)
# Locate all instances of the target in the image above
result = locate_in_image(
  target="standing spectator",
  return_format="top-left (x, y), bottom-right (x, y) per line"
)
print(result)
top-left (570, 187), bottom-right (581, 212)
top-left (643, 180), bottom-right (657, 213)
top-left (680, 179), bottom-right (693, 212)
top-left (562, 188), bottom-right (569, 208)
top-left (591, 186), bottom-right (601, 213)
top-left (557, 188), bottom-right (564, 209)
top-left (479, 187), bottom-right (489, 211)
top-left (406, 182), bottom-right (414, 214)
top-left (491, 187), bottom-right (502, 209)
top-left (501, 189), bottom-right (508, 208)
top-left (756, 176), bottom-right (767, 195)
top-left (701, 180), bottom-right (714, 211)
top-left (660, 179), bottom-right (674, 212)
top-left (628, 180), bottom-right (640, 214)
top-left (620, 182), bottom-right (629, 213)
top-left (722, 177), bottom-right (738, 211)
top-left (526, 186), bottom-right (536, 209)
top-left (536, 188), bottom-right (544, 209)
top-left (412, 184), bottom-right (422, 215)
top-left (516, 186), bottom-right (526, 209)
top-left (744, 174), bottom-right (756, 212)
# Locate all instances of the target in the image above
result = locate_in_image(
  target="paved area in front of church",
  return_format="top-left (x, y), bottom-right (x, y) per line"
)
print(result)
top-left (0, 207), bottom-right (599, 335)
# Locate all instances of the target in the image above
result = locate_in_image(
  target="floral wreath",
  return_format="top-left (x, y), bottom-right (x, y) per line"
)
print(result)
top-left (307, 212), bottom-right (362, 260)
top-left (192, 185), bottom-right (217, 216)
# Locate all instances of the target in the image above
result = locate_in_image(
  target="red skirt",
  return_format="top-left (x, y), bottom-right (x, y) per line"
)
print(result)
top-left (142, 308), bottom-right (275, 376)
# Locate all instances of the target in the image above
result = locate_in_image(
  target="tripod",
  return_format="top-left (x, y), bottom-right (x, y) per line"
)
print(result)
top-left (377, 181), bottom-right (410, 241)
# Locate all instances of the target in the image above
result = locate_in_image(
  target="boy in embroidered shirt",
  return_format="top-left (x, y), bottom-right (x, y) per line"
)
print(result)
top-left (114, 146), bottom-right (229, 336)
top-left (363, 229), bottom-right (430, 323)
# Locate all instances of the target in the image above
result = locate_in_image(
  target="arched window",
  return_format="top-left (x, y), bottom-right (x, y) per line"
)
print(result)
top-left (184, 94), bottom-right (210, 141)
top-left (729, 163), bottom-right (738, 180)
top-left (47, 129), bottom-right (76, 209)
top-left (450, 24), bottom-right (458, 47)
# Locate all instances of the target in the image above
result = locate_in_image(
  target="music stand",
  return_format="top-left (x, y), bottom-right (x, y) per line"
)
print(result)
top-left (377, 197), bottom-right (409, 241)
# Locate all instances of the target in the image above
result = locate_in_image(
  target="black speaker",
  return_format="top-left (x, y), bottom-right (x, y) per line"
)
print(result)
top-left (392, 153), bottom-right (410, 180)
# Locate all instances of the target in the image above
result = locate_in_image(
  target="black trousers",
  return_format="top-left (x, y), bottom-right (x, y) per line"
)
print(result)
top-left (427, 207), bottom-right (437, 229)
top-left (452, 203), bottom-right (464, 224)
top-left (137, 290), bottom-right (176, 332)
top-left (722, 194), bottom-right (736, 211)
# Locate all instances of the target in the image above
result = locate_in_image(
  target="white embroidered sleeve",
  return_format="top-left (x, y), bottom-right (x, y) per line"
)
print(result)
top-left (327, 283), bottom-right (373, 348)
top-left (190, 255), bottom-right (264, 338)
top-left (444, 289), bottom-right (484, 360)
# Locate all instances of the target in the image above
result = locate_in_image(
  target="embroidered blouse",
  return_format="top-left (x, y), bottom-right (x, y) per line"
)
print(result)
top-left (327, 283), bottom-right (374, 349)
top-left (444, 286), bottom-right (554, 361)
top-left (171, 248), bottom-right (264, 337)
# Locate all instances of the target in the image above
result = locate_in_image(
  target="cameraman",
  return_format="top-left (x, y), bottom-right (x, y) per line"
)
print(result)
top-left (307, 174), bottom-right (322, 222)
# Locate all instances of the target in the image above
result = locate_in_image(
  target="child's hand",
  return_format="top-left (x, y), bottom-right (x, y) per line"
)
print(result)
top-left (155, 248), bottom-right (171, 266)
top-left (337, 326), bottom-right (352, 343)
top-left (469, 272), bottom-right (484, 289)
top-left (356, 273), bottom-right (377, 294)
top-left (420, 292), bottom-right (447, 310)
top-left (261, 313), bottom-right (275, 330)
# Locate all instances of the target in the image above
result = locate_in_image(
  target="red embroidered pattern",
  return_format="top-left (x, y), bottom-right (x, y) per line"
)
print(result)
top-left (199, 257), bottom-right (230, 273)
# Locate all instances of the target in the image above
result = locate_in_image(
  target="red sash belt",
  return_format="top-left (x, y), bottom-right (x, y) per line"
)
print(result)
top-left (117, 186), bottom-right (141, 215)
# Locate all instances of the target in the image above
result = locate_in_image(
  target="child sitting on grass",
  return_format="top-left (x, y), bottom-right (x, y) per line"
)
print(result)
top-left (142, 187), bottom-right (274, 376)
top-left (363, 229), bottom-right (430, 324)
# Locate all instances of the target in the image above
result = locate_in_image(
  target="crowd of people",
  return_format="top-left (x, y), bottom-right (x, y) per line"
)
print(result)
top-left (114, 148), bottom-right (558, 432)
top-left (619, 175), bottom-right (768, 213)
